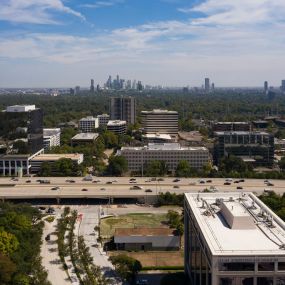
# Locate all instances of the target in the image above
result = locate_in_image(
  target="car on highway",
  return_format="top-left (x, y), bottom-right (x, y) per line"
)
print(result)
top-left (51, 186), bottom-right (60, 190)
top-left (157, 178), bottom-right (164, 181)
top-left (237, 186), bottom-right (243, 190)
top-left (199, 180), bottom-right (206, 184)
top-left (145, 189), bottom-right (152, 193)
top-left (130, 181), bottom-right (137, 184)
top-left (189, 182), bottom-right (196, 185)
top-left (225, 178), bottom-right (233, 182)
top-left (100, 188), bottom-right (106, 191)
top-left (39, 180), bottom-right (50, 184)
top-left (26, 180), bottom-right (31, 183)
top-left (239, 179), bottom-right (245, 182)
top-left (234, 180), bottom-right (239, 184)
top-left (206, 180), bottom-right (212, 183)
top-left (173, 178), bottom-right (180, 182)
top-left (224, 182), bottom-right (231, 185)
top-left (130, 185), bottom-right (143, 190)
top-left (173, 185), bottom-right (180, 189)
top-left (81, 188), bottom-right (88, 192)
top-left (136, 279), bottom-right (149, 285)
top-left (66, 179), bottom-right (76, 183)
top-left (129, 178), bottom-right (136, 181)
top-left (106, 181), bottom-right (113, 184)
top-left (45, 234), bottom-right (50, 241)
top-left (267, 182), bottom-right (274, 186)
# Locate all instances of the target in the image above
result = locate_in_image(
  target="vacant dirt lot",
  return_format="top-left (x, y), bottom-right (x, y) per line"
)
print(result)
top-left (109, 251), bottom-right (184, 267)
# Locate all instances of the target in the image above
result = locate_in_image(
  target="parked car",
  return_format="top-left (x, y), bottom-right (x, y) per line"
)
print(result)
top-left (45, 234), bottom-right (50, 241)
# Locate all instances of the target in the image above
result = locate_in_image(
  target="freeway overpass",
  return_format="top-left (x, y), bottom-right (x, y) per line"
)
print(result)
top-left (0, 176), bottom-right (284, 203)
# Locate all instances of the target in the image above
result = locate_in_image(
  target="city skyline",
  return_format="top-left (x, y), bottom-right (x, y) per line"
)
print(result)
top-left (1, 0), bottom-right (285, 87)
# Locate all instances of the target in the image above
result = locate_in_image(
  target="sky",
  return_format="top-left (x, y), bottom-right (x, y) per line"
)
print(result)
top-left (0, 0), bottom-right (285, 88)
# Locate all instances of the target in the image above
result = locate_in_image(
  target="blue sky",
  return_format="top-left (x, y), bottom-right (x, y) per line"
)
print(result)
top-left (0, 0), bottom-right (285, 87)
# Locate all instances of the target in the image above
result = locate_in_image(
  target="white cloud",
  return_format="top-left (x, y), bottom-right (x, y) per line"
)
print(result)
top-left (81, 0), bottom-right (124, 9)
top-left (1, 0), bottom-right (285, 86)
top-left (0, 0), bottom-right (85, 24)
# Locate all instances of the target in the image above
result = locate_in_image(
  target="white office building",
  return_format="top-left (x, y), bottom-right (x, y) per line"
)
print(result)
top-left (97, 114), bottom-right (110, 126)
top-left (6, 105), bottom-right (36, 112)
top-left (79, 116), bottom-right (99, 133)
top-left (107, 120), bottom-right (127, 135)
top-left (118, 143), bottom-right (209, 173)
top-left (141, 109), bottom-right (178, 135)
top-left (43, 128), bottom-right (61, 150)
top-left (184, 192), bottom-right (285, 285)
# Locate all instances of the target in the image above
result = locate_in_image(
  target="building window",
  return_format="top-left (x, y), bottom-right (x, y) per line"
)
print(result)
top-left (276, 277), bottom-right (285, 285)
top-left (219, 262), bottom-right (255, 271)
top-left (278, 262), bottom-right (285, 271)
top-left (257, 277), bottom-right (273, 285)
top-left (219, 277), bottom-right (253, 285)
top-left (258, 262), bottom-right (274, 271)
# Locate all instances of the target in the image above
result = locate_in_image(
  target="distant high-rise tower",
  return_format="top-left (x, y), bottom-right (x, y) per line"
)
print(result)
top-left (75, 86), bottom-right (80, 95)
top-left (281, 80), bottom-right (285, 92)
top-left (90, 79), bottom-right (95, 93)
top-left (264, 81), bottom-right (268, 93)
top-left (110, 97), bottom-right (136, 125)
top-left (212, 83), bottom-right (215, 90)
top-left (205, 78), bottom-right (210, 92)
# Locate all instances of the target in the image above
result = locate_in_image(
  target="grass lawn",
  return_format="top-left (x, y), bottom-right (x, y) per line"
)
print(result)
top-left (100, 213), bottom-right (168, 238)
top-left (109, 251), bottom-right (184, 267)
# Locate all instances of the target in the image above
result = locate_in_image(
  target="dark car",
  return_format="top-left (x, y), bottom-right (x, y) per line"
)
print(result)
top-left (206, 180), bottom-right (212, 183)
top-left (237, 186), bottom-right (243, 190)
top-left (26, 180), bottom-right (31, 183)
top-left (173, 178), bottom-right (180, 182)
top-left (145, 189), bottom-right (152, 193)
top-left (224, 182), bottom-right (231, 185)
top-left (45, 234), bottom-right (51, 241)
top-left (106, 181), bottom-right (112, 184)
top-left (81, 188), bottom-right (88, 192)
top-left (51, 186), bottom-right (59, 190)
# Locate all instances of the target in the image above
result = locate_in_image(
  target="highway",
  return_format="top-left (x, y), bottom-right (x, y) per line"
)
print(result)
top-left (0, 176), bottom-right (284, 201)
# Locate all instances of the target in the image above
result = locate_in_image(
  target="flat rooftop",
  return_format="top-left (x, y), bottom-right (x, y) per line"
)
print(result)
top-left (31, 153), bottom-right (83, 161)
top-left (115, 228), bottom-right (175, 237)
top-left (185, 192), bottom-right (285, 256)
top-left (107, 120), bottom-right (126, 126)
top-left (141, 109), bottom-right (178, 114)
top-left (214, 131), bottom-right (269, 136)
top-left (71, 133), bottom-right (99, 140)
top-left (144, 133), bottom-right (172, 140)
top-left (121, 143), bottom-right (208, 151)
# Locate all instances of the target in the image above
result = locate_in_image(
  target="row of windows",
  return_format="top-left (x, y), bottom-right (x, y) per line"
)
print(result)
top-left (219, 262), bottom-right (285, 272)
top-left (0, 161), bottom-right (28, 167)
